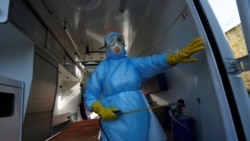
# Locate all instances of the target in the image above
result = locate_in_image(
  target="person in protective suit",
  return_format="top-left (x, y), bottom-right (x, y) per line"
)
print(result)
top-left (84, 32), bottom-right (204, 141)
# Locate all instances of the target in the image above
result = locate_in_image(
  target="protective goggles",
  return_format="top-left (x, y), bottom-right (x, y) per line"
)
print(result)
top-left (100, 34), bottom-right (125, 49)
top-left (106, 36), bottom-right (124, 46)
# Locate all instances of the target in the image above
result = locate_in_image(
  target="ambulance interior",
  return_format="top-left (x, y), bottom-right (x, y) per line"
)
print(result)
top-left (0, 0), bottom-right (249, 141)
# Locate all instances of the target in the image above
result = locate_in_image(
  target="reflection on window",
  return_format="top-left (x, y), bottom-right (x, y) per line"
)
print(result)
top-left (226, 24), bottom-right (247, 58)
top-left (225, 25), bottom-right (250, 93)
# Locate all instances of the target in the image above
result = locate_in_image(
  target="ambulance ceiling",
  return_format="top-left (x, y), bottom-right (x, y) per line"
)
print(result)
top-left (26, 0), bottom-right (175, 68)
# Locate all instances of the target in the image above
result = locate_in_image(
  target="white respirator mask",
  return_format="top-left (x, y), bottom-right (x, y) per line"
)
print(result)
top-left (103, 32), bottom-right (127, 59)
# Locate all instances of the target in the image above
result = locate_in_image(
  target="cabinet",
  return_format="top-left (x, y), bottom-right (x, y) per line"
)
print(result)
top-left (0, 76), bottom-right (23, 141)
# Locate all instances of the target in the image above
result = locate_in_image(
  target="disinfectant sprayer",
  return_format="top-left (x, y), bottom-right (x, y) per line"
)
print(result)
top-left (169, 99), bottom-right (195, 141)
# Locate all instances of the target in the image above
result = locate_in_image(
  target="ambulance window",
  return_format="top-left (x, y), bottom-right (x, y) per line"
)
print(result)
top-left (208, 0), bottom-right (250, 94)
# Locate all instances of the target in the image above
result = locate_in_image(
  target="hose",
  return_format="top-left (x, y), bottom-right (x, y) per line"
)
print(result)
top-left (99, 118), bottom-right (111, 141)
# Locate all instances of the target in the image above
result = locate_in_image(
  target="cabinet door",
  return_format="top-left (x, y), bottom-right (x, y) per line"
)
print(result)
top-left (0, 84), bottom-right (23, 141)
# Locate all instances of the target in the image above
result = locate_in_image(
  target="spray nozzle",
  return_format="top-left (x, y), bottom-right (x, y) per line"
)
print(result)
top-left (170, 99), bottom-right (185, 117)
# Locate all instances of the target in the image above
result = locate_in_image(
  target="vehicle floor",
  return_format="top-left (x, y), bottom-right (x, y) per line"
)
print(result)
top-left (47, 119), bottom-right (173, 141)
top-left (48, 119), bottom-right (100, 141)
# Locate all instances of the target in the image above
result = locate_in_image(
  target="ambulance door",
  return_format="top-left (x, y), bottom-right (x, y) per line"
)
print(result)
top-left (187, 0), bottom-right (250, 140)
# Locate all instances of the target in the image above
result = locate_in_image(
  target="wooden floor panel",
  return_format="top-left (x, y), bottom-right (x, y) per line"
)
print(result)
top-left (49, 119), bottom-right (100, 141)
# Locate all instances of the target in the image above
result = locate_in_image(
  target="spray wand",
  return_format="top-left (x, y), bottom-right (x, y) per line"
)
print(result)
top-left (114, 104), bottom-right (169, 116)
top-left (114, 99), bottom-right (185, 116)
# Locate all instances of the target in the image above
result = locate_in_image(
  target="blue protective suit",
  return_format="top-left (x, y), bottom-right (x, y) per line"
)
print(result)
top-left (84, 32), bottom-right (169, 141)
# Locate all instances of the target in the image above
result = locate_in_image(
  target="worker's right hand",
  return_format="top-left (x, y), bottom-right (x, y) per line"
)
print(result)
top-left (92, 101), bottom-right (119, 120)
top-left (167, 37), bottom-right (204, 66)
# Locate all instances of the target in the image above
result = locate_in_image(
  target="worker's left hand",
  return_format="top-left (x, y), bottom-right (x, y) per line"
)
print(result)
top-left (166, 37), bottom-right (204, 66)
top-left (92, 101), bottom-right (120, 120)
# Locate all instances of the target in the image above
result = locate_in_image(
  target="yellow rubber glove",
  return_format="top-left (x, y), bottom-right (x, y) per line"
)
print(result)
top-left (167, 37), bottom-right (204, 66)
top-left (92, 101), bottom-right (119, 120)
